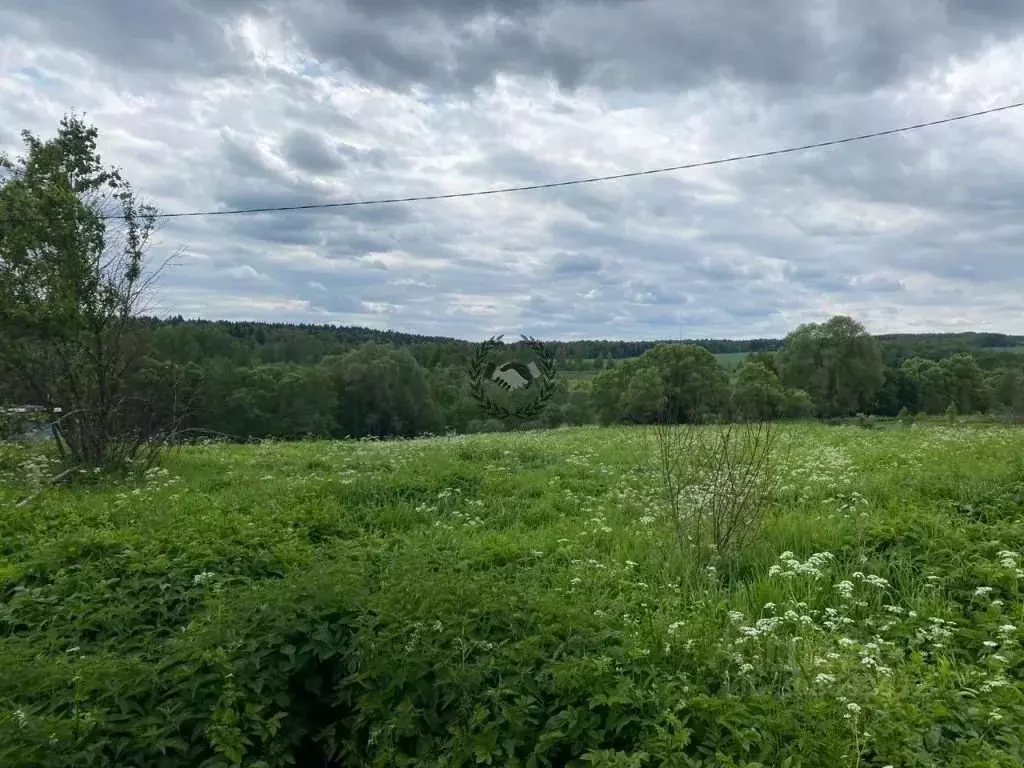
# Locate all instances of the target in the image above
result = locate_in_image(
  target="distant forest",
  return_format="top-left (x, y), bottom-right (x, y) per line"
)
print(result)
top-left (6, 315), bottom-right (1022, 442)
top-left (132, 316), bottom-right (1024, 367)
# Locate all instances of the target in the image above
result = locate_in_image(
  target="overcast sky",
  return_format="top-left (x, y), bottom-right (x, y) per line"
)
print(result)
top-left (3, 1), bottom-right (1024, 341)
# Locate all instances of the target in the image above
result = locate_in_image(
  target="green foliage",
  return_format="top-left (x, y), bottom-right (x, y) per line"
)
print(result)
top-left (0, 114), bottom-right (164, 469)
top-left (855, 412), bottom-right (875, 429)
top-left (946, 402), bottom-right (960, 425)
top-left (731, 358), bottom-right (787, 420)
top-left (897, 406), bottom-right (915, 428)
top-left (592, 344), bottom-right (728, 424)
top-left (776, 316), bottom-right (885, 418)
top-left (2, 424), bottom-right (1023, 766)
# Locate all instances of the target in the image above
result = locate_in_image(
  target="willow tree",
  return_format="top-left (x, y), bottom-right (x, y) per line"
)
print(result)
top-left (776, 315), bottom-right (884, 418)
top-left (0, 114), bottom-right (169, 468)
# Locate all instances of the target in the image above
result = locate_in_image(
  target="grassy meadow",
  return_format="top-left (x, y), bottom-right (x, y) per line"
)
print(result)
top-left (1, 423), bottom-right (1023, 766)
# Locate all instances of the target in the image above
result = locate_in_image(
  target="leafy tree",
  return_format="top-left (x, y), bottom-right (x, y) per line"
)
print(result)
top-left (782, 388), bottom-right (816, 419)
top-left (591, 344), bottom-right (728, 424)
top-left (871, 366), bottom-right (917, 417)
top-left (902, 358), bottom-right (953, 414)
top-left (731, 358), bottom-right (787, 420)
top-left (776, 315), bottom-right (884, 417)
top-left (0, 114), bottom-right (168, 467)
top-left (938, 353), bottom-right (989, 414)
top-left (745, 350), bottom-right (778, 372)
top-left (619, 366), bottom-right (669, 423)
top-left (640, 344), bottom-right (729, 422)
top-left (325, 343), bottom-right (443, 438)
top-left (986, 366), bottom-right (1024, 420)
top-left (590, 364), bottom-right (633, 425)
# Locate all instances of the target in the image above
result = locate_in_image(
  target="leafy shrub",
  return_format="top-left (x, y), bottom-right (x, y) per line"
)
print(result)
top-left (897, 406), bottom-right (915, 428)
top-left (946, 402), bottom-right (960, 425)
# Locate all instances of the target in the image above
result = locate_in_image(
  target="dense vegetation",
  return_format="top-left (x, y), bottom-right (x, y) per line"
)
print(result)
top-left (8, 312), bottom-right (1024, 441)
top-left (2, 423), bottom-right (1023, 766)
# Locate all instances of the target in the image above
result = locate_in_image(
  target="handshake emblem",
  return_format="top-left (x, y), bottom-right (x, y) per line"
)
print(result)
top-left (490, 360), bottom-right (543, 392)
top-left (468, 334), bottom-right (557, 421)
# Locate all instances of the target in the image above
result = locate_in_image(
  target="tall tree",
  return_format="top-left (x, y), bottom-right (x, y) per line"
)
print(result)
top-left (324, 343), bottom-right (443, 438)
top-left (0, 114), bottom-right (168, 467)
top-left (776, 315), bottom-right (884, 417)
top-left (591, 343), bottom-right (728, 424)
top-left (902, 357), bottom-right (953, 414)
top-left (731, 358), bottom-right (787, 420)
top-left (938, 353), bottom-right (989, 414)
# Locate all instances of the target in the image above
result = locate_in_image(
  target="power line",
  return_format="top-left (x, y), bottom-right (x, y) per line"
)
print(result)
top-left (7, 100), bottom-right (1024, 223)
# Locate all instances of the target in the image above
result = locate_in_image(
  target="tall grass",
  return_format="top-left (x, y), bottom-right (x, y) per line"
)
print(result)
top-left (0, 423), bottom-right (1022, 766)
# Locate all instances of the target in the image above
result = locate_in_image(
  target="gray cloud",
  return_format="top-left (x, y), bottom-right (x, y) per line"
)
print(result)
top-left (551, 253), bottom-right (602, 275)
top-left (280, 128), bottom-right (345, 173)
top-left (0, 0), bottom-right (254, 76)
top-left (3, 0), bottom-right (1024, 340)
top-left (8, 1), bottom-right (1024, 96)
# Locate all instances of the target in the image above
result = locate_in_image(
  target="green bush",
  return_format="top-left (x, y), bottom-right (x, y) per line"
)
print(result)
top-left (897, 406), bottom-right (915, 428)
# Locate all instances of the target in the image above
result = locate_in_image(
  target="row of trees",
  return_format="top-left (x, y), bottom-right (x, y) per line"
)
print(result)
top-left (590, 315), bottom-right (1020, 425)
top-left (123, 314), bottom-right (1024, 440)
top-left (5, 115), bottom-right (1024, 470)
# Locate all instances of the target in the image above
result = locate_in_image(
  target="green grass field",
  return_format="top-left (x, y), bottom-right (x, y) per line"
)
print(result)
top-left (2, 424), bottom-right (1023, 766)
top-left (711, 351), bottom-right (753, 368)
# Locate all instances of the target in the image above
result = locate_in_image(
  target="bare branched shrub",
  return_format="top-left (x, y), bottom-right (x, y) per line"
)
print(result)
top-left (651, 413), bottom-right (782, 572)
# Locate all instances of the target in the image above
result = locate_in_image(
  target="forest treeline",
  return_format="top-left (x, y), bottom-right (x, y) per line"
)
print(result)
top-left (7, 313), bottom-right (1024, 440)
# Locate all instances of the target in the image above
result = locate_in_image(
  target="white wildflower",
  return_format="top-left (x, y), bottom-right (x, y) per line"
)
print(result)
top-left (996, 551), bottom-right (1019, 569)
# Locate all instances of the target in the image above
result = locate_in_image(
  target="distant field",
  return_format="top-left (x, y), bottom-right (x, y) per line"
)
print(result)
top-left (2, 423), bottom-right (1023, 765)
top-left (560, 350), bottom-right (756, 383)
top-left (712, 350), bottom-right (752, 367)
